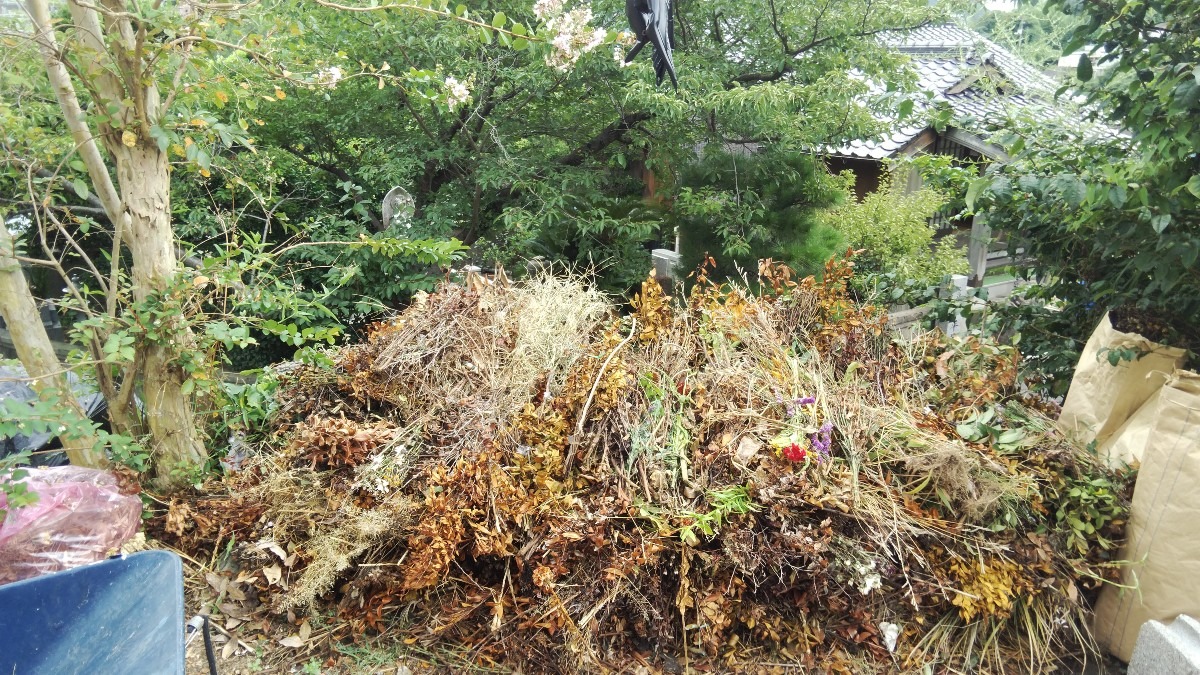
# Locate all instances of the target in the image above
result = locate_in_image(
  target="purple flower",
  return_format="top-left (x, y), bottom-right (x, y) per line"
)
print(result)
top-left (779, 394), bottom-right (817, 418)
top-left (809, 421), bottom-right (834, 461)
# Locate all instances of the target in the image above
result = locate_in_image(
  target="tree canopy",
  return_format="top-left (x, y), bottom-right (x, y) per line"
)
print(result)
top-left (188, 0), bottom-right (944, 289)
top-left (971, 0), bottom-right (1200, 353)
top-left (1, 0), bottom-right (952, 482)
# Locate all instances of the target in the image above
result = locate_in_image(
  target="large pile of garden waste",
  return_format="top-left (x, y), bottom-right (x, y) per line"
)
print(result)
top-left (156, 256), bottom-right (1132, 673)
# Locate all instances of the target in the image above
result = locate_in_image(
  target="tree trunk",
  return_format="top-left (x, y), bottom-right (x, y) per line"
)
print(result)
top-left (0, 227), bottom-right (106, 467)
top-left (113, 143), bottom-right (207, 487)
top-left (26, 0), bottom-right (208, 488)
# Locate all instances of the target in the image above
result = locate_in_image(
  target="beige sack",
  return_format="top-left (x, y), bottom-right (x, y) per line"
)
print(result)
top-left (1093, 370), bottom-right (1200, 662)
top-left (1059, 314), bottom-right (1185, 448)
top-left (1097, 378), bottom-right (1164, 469)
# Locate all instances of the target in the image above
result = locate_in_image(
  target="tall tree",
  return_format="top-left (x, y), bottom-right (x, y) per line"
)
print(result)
top-left (2, 0), bottom-right (485, 486)
top-left (0, 225), bottom-right (105, 466)
top-left (21, 0), bottom-right (206, 482)
top-left (237, 0), bottom-right (944, 290)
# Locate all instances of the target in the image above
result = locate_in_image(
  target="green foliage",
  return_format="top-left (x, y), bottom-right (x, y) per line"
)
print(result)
top-left (0, 24), bottom-right (97, 225)
top-left (1050, 472), bottom-right (1127, 556)
top-left (493, 175), bottom-right (662, 293)
top-left (176, 0), bottom-right (946, 293)
top-left (107, 439), bottom-right (155, 473)
top-left (904, 153), bottom-right (981, 229)
top-left (277, 223), bottom-right (467, 318)
top-left (675, 149), bottom-right (847, 279)
top-left (679, 485), bottom-right (760, 547)
top-left (0, 371), bottom-right (146, 472)
top-left (210, 370), bottom-right (280, 443)
top-left (0, 381), bottom-right (130, 461)
top-left (1, 0), bottom-right (492, 487)
top-left (5, 0), bottom-right (949, 307)
top-left (956, 407), bottom-right (1033, 453)
top-left (966, 0), bottom-right (1200, 381)
top-left (947, 400), bottom-right (1131, 552)
top-left (899, 282), bottom-right (1087, 398)
top-left (0, 454), bottom-right (37, 523)
top-left (964, 0), bottom-right (1081, 68)
top-left (634, 371), bottom-right (694, 480)
top-left (1099, 344), bottom-right (1147, 367)
top-left (819, 173), bottom-right (967, 289)
top-left (67, 240), bottom-right (334, 399)
top-left (780, 223), bottom-right (847, 276)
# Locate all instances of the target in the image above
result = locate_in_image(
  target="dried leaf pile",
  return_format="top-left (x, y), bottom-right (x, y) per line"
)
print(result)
top-left (160, 259), bottom-right (1131, 673)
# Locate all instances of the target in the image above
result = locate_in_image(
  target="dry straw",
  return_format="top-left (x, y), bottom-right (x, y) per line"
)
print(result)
top-left (164, 260), bottom-right (1128, 674)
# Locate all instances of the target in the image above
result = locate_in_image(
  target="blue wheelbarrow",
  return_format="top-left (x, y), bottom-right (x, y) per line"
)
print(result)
top-left (0, 550), bottom-right (213, 675)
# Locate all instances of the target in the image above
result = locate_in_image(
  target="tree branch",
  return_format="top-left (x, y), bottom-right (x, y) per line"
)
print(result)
top-left (558, 112), bottom-right (653, 166)
top-left (57, 0), bottom-right (135, 318)
top-left (279, 144), bottom-right (383, 230)
top-left (33, 168), bottom-right (108, 212)
top-left (25, 0), bottom-right (126, 231)
top-left (728, 68), bottom-right (791, 85)
top-left (726, 19), bottom-right (934, 87)
top-left (788, 19), bottom-right (932, 58)
top-left (767, 0), bottom-right (790, 54)
top-left (0, 217), bottom-right (106, 467)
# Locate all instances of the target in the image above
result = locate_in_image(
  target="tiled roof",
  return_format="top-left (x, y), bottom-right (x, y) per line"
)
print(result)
top-left (827, 24), bottom-right (1060, 160)
top-left (883, 24), bottom-right (1059, 95)
top-left (834, 125), bottom-right (928, 159)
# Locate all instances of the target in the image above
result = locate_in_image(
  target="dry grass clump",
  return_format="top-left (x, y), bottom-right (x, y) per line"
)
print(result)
top-left (321, 273), bottom-right (613, 463)
top-left (504, 271), bottom-right (610, 397)
top-left (159, 256), bottom-right (1132, 674)
top-left (281, 496), bottom-right (417, 611)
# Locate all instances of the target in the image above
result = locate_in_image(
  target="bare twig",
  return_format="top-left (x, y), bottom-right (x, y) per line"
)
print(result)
top-left (565, 317), bottom-right (636, 474)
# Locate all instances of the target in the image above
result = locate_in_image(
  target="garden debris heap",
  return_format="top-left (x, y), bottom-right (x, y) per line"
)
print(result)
top-left (160, 257), bottom-right (1130, 673)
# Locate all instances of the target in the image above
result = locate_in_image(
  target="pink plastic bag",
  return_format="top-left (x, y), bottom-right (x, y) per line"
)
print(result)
top-left (0, 466), bottom-right (142, 585)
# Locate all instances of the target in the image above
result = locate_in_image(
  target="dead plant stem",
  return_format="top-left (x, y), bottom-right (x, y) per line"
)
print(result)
top-left (566, 317), bottom-right (637, 472)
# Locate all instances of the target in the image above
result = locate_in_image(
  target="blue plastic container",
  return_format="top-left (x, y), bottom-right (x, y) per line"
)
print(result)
top-left (0, 550), bottom-right (185, 675)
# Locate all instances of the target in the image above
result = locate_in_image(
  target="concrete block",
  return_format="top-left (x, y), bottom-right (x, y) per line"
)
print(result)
top-left (651, 249), bottom-right (682, 281)
top-left (1128, 615), bottom-right (1200, 675)
top-left (888, 305), bottom-right (933, 340)
top-left (982, 278), bottom-right (1017, 301)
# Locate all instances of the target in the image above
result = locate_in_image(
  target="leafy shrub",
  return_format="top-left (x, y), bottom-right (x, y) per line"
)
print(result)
top-left (674, 149), bottom-right (846, 280)
top-left (818, 173), bottom-right (966, 289)
top-left (266, 219), bottom-right (466, 319)
top-left (961, 0), bottom-right (1200, 388)
top-left (494, 183), bottom-right (662, 295)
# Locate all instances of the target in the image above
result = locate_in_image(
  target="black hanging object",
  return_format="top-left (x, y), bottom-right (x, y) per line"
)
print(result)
top-left (625, 0), bottom-right (677, 89)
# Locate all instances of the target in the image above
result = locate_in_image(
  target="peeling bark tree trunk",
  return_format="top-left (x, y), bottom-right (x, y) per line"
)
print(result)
top-left (0, 227), bottom-right (106, 467)
top-left (111, 144), bottom-right (207, 483)
top-left (23, 0), bottom-right (207, 488)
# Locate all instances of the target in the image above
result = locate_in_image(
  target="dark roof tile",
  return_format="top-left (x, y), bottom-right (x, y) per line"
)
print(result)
top-left (825, 24), bottom-right (1063, 160)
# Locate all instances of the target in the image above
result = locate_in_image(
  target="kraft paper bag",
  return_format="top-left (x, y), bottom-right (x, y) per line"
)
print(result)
top-left (1059, 314), bottom-right (1185, 448)
top-left (1092, 370), bottom-right (1200, 662)
top-left (1096, 377), bottom-right (1165, 469)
